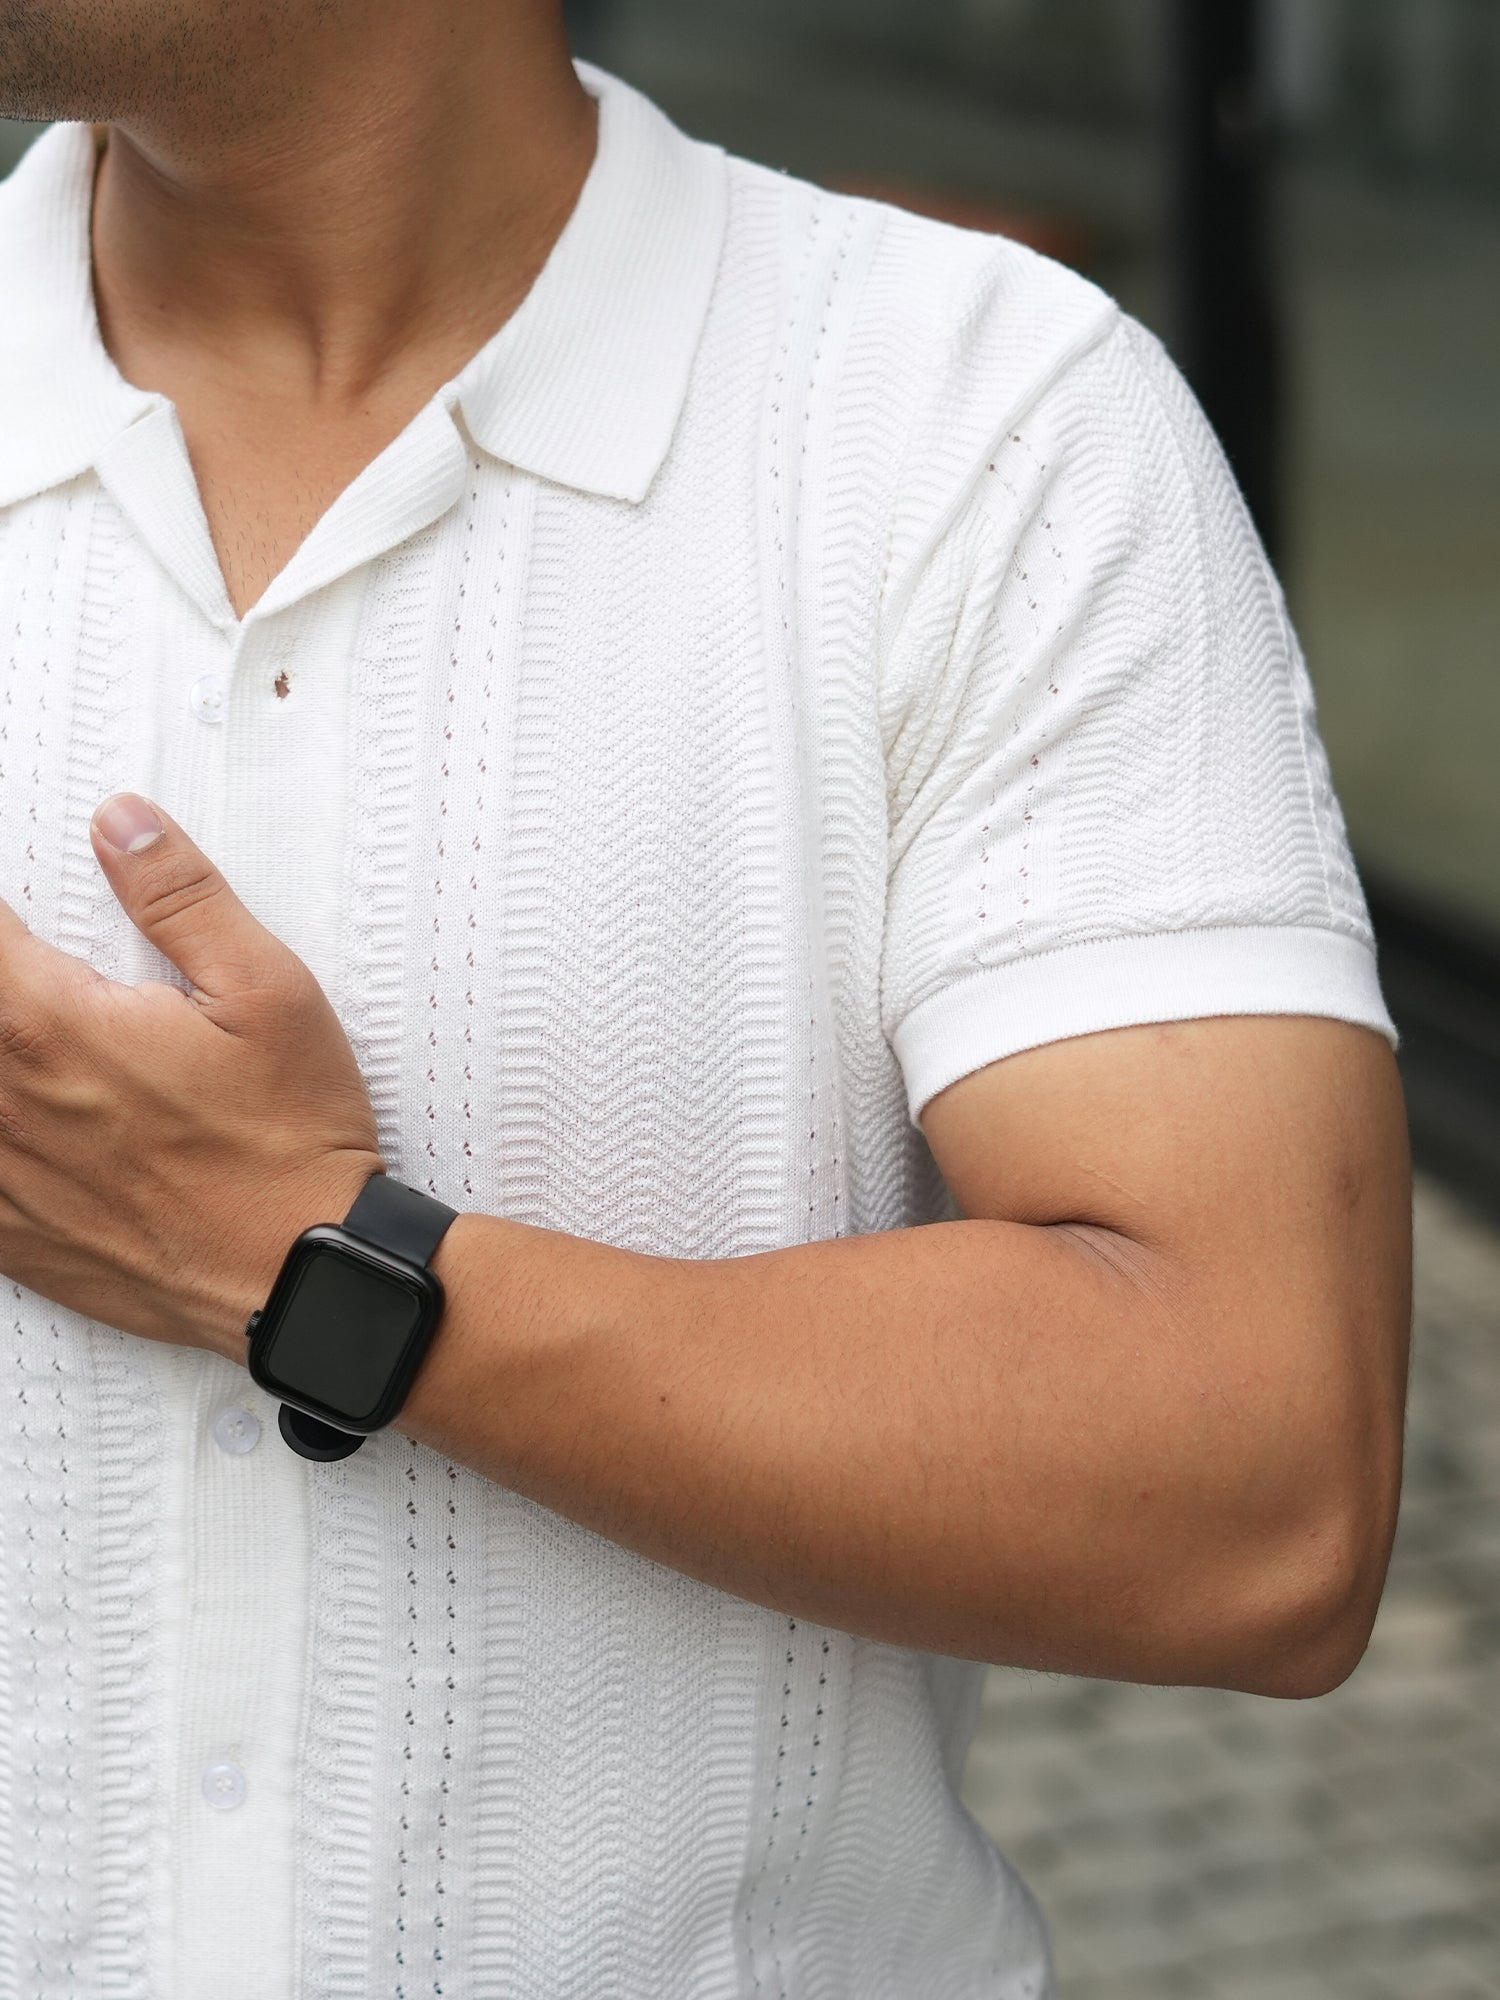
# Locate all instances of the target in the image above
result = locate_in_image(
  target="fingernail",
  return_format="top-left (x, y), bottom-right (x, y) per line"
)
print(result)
top-left (94, 793), bottom-right (164, 855)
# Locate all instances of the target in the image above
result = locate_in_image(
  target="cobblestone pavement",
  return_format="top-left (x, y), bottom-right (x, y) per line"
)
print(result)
top-left (962, 1176), bottom-right (1500, 1999)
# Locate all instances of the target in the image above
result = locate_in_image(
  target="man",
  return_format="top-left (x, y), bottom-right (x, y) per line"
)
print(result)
top-left (0, 2), bottom-right (1409, 1995)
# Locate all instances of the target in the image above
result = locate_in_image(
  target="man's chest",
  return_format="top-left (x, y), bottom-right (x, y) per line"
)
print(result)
top-left (0, 474), bottom-right (905, 1251)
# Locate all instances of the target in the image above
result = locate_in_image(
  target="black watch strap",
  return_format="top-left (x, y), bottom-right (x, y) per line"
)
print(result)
top-left (343, 1174), bottom-right (458, 1266)
top-left (275, 1175), bottom-right (458, 1463)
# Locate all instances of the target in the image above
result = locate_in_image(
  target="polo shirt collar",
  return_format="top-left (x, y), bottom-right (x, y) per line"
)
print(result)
top-left (0, 123), bottom-right (154, 511)
top-left (452, 63), bottom-right (728, 504)
top-left (0, 63), bottom-right (728, 516)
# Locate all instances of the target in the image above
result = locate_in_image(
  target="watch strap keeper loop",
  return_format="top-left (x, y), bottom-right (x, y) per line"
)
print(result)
top-left (343, 1174), bottom-right (458, 1266)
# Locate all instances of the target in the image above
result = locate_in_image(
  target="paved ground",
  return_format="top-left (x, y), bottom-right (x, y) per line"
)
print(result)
top-left (961, 1175), bottom-right (1500, 1999)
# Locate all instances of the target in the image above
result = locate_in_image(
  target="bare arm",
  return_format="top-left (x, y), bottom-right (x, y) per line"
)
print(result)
top-left (405, 1014), bottom-right (1410, 1694)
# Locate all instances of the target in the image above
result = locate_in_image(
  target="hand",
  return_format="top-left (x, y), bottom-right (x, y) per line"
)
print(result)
top-left (0, 793), bottom-right (383, 1357)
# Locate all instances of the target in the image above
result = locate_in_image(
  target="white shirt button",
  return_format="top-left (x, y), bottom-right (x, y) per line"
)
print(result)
top-left (189, 672), bottom-right (228, 724)
top-left (201, 1761), bottom-right (247, 1811)
top-left (212, 1406), bottom-right (262, 1456)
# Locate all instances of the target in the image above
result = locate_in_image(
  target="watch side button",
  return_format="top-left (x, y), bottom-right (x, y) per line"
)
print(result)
top-left (245, 1311), bottom-right (262, 1343)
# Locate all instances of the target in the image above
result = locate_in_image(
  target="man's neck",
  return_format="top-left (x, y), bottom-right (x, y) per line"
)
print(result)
top-left (92, 8), bottom-right (595, 408)
top-left (88, 5), bottom-right (595, 615)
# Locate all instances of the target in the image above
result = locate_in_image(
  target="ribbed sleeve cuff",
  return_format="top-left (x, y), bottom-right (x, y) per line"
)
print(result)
top-left (892, 924), bottom-right (1397, 1123)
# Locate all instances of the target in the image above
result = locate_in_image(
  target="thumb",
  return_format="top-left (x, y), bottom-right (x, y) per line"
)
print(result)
top-left (90, 792), bottom-right (293, 1005)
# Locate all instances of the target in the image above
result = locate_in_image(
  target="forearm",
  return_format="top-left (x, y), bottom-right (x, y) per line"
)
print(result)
top-left (404, 1209), bottom-right (1383, 1689)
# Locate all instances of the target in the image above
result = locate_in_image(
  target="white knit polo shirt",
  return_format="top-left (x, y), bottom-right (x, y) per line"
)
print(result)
top-left (0, 62), bottom-right (1391, 2000)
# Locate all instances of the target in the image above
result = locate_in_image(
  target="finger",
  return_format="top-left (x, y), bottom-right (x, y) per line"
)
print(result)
top-left (89, 793), bottom-right (295, 1004)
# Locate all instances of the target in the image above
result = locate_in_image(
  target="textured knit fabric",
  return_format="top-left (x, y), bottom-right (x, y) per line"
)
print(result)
top-left (0, 63), bottom-right (1390, 2000)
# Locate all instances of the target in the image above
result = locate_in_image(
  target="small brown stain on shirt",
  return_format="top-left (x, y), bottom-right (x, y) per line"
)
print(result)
top-left (273, 671), bottom-right (291, 700)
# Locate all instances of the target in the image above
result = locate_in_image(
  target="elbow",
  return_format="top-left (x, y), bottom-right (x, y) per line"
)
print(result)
top-left (1193, 1307), bottom-right (1409, 1702)
top-left (1217, 1479), bottom-right (1400, 1701)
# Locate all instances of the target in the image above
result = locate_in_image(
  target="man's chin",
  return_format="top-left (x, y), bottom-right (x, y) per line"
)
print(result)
top-left (0, 88), bottom-right (111, 123)
top-left (0, 0), bottom-right (195, 128)
top-left (0, 61), bottom-right (119, 129)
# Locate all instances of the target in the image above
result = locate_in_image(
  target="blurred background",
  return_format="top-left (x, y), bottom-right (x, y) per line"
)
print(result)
top-left (4, 1), bottom-right (1497, 1991)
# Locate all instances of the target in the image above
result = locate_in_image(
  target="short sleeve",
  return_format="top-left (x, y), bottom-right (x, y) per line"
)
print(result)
top-left (880, 312), bottom-right (1394, 1123)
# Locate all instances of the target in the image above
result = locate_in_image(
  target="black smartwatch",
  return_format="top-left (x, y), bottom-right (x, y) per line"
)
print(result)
top-left (245, 1174), bottom-right (458, 1462)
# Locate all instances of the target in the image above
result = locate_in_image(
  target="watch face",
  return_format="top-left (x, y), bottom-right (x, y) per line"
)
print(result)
top-left (252, 1234), bottom-right (437, 1431)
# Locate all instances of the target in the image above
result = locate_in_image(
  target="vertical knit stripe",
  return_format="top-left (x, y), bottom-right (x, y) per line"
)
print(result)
top-left (300, 519), bottom-right (453, 1996)
top-left (388, 459), bottom-right (498, 2000)
top-left (752, 181), bottom-right (844, 1256)
top-left (737, 177), bottom-right (861, 1996)
top-left (741, 1618), bottom-right (855, 2000)
top-left (297, 1448), bottom-right (384, 1997)
top-left (39, 489), bottom-right (103, 1996)
top-left (345, 525), bottom-right (449, 1158)
top-left (805, 204), bottom-right (946, 1236)
top-left (388, 1446), bottom-right (476, 2000)
top-left (89, 1331), bottom-right (167, 1999)
top-left (0, 484), bottom-right (162, 2000)
top-left (3, 1287), bottom-right (96, 2000)
top-left (68, 497), bottom-right (162, 2000)
top-left (55, 491), bottom-right (130, 975)
top-left (453, 466), bottom-right (537, 1995)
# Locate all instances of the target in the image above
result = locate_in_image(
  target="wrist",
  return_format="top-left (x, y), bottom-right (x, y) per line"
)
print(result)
top-left (205, 1151), bottom-right (383, 1361)
top-left (398, 1208), bottom-right (489, 1428)
top-left (395, 1212), bottom-right (666, 1481)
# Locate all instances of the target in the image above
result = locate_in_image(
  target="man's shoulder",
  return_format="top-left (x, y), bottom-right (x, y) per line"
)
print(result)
top-left (703, 145), bottom-right (1122, 565)
top-left (0, 122), bottom-right (89, 336)
top-left (0, 126), bottom-right (49, 284)
top-left (717, 147), bottom-right (1118, 430)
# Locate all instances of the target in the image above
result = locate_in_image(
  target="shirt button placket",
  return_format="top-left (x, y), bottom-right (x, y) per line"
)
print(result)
top-left (175, 611), bottom-right (304, 1992)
